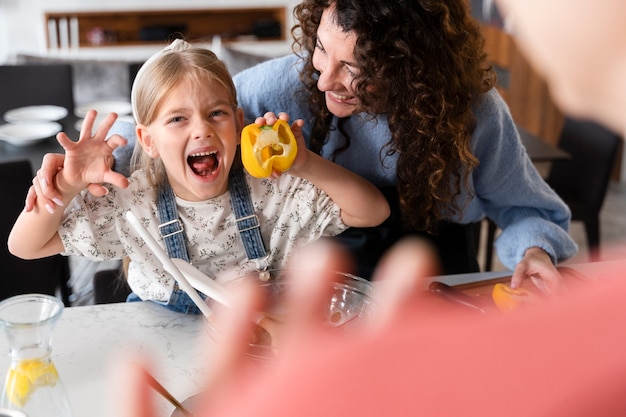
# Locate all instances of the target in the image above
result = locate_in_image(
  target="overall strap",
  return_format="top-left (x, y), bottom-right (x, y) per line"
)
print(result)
top-left (228, 157), bottom-right (268, 265)
top-left (156, 177), bottom-right (201, 314)
top-left (156, 179), bottom-right (190, 262)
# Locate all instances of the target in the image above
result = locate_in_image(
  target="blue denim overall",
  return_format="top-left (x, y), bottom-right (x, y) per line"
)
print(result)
top-left (127, 156), bottom-right (268, 314)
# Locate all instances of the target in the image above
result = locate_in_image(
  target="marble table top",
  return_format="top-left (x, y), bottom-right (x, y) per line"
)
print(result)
top-left (0, 301), bottom-right (208, 417)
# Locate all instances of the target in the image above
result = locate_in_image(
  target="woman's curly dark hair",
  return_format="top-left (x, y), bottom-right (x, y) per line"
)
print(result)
top-left (292, 0), bottom-right (496, 232)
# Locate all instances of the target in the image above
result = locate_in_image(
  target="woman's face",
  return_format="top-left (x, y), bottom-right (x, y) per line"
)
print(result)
top-left (136, 78), bottom-right (243, 201)
top-left (312, 6), bottom-right (360, 118)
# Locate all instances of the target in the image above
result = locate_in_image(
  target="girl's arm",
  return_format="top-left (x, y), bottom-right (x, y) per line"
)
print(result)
top-left (8, 111), bottom-right (129, 259)
top-left (258, 113), bottom-right (390, 228)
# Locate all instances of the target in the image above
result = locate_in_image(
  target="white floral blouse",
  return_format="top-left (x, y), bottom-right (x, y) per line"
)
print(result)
top-left (59, 168), bottom-right (347, 302)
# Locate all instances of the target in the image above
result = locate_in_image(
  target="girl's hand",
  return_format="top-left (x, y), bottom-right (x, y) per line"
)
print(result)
top-left (25, 110), bottom-right (128, 212)
top-left (55, 110), bottom-right (129, 194)
top-left (255, 112), bottom-right (309, 177)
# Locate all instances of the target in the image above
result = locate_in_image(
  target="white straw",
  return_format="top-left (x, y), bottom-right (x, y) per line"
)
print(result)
top-left (125, 210), bottom-right (213, 318)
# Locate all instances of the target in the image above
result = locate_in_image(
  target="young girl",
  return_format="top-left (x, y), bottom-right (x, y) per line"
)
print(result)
top-left (8, 39), bottom-right (389, 313)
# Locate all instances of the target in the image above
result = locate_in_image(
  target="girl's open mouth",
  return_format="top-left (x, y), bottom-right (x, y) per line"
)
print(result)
top-left (188, 151), bottom-right (219, 177)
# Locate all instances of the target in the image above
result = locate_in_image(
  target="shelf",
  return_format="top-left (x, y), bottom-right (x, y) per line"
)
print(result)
top-left (45, 7), bottom-right (286, 49)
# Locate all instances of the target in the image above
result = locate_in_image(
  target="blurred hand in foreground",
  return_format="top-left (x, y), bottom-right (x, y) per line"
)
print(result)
top-left (113, 240), bottom-right (626, 417)
top-left (113, 237), bottom-right (440, 417)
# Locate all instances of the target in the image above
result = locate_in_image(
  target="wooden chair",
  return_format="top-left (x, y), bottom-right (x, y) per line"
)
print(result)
top-left (0, 63), bottom-right (75, 117)
top-left (0, 160), bottom-right (71, 305)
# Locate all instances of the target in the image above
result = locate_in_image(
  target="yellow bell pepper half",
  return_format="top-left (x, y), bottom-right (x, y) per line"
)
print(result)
top-left (241, 120), bottom-right (298, 178)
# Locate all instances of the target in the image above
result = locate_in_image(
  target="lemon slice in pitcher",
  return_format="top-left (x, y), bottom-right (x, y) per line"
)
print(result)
top-left (5, 359), bottom-right (59, 407)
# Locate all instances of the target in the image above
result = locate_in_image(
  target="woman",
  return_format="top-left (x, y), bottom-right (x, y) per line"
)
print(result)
top-left (233, 0), bottom-right (576, 290)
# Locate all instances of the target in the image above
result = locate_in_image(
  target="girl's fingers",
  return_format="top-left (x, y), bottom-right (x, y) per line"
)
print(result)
top-left (79, 109), bottom-right (98, 138)
top-left (106, 133), bottom-right (128, 150)
top-left (289, 119), bottom-right (304, 135)
top-left (86, 183), bottom-right (110, 197)
top-left (93, 112), bottom-right (119, 139)
top-left (55, 130), bottom-right (75, 149)
top-left (102, 171), bottom-right (130, 190)
top-left (276, 112), bottom-right (290, 122)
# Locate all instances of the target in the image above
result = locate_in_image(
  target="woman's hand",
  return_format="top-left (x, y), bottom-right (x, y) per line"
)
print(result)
top-left (25, 153), bottom-right (65, 213)
top-left (510, 247), bottom-right (567, 295)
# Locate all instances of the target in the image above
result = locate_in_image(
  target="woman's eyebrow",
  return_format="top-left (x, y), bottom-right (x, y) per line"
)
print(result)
top-left (316, 34), bottom-right (358, 68)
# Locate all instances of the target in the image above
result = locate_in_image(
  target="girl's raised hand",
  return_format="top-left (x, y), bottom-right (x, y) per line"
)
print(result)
top-left (254, 111), bottom-right (308, 177)
top-left (55, 109), bottom-right (129, 193)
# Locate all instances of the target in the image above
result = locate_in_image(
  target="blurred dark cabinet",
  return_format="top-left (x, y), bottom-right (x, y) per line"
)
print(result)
top-left (45, 7), bottom-right (286, 48)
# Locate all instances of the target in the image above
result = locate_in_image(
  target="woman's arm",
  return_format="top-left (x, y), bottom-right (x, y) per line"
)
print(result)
top-left (256, 113), bottom-right (390, 228)
top-left (470, 90), bottom-right (577, 293)
top-left (9, 111), bottom-right (129, 259)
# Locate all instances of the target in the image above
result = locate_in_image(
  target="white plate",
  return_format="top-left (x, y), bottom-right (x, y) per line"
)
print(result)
top-left (75, 100), bottom-right (132, 118)
top-left (74, 114), bottom-right (135, 134)
top-left (3, 105), bottom-right (68, 123)
top-left (0, 122), bottom-right (62, 147)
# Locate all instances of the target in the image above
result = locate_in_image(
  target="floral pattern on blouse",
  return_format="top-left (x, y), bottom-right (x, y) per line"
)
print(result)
top-left (59, 168), bottom-right (346, 302)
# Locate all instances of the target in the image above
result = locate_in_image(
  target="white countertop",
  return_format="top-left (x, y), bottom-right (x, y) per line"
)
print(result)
top-left (0, 301), bottom-right (208, 417)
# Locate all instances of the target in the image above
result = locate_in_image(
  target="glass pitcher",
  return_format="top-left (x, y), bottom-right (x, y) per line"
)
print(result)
top-left (0, 294), bottom-right (72, 417)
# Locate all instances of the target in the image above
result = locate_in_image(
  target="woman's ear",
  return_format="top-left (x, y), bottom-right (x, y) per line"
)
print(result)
top-left (136, 124), bottom-right (159, 158)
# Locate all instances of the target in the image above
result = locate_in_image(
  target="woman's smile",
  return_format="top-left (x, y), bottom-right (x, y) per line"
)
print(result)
top-left (313, 5), bottom-right (360, 118)
top-left (326, 90), bottom-right (357, 105)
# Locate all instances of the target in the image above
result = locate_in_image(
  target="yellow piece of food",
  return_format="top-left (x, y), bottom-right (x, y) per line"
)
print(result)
top-left (4, 359), bottom-right (59, 407)
top-left (241, 120), bottom-right (298, 178)
top-left (491, 283), bottom-right (536, 313)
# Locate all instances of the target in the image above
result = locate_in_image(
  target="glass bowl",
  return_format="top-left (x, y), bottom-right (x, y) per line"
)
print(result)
top-left (206, 269), bottom-right (375, 360)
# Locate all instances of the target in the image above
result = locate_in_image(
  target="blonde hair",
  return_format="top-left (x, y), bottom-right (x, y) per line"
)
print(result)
top-left (129, 39), bottom-right (238, 186)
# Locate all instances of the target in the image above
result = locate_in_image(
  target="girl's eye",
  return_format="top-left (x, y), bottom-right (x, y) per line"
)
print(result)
top-left (170, 116), bottom-right (185, 123)
top-left (210, 109), bottom-right (227, 118)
